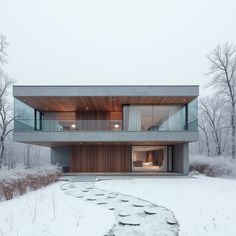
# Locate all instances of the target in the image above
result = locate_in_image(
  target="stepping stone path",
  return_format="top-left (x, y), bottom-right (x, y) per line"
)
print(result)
top-left (60, 179), bottom-right (179, 236)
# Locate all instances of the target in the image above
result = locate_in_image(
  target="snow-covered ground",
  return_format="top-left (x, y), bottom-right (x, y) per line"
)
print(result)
top-left (97, 176), bottom-right (236, 236)
top-left (60, 180), bottom-right (179, 236)
top-left (0, 182), bottom-right (115, 236)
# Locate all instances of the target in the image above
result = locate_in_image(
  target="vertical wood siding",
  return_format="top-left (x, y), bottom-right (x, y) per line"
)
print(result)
top-left (70, 145), bottom-right (131, 172)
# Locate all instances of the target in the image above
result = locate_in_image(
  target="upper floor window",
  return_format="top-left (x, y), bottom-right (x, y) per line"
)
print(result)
top-left (123, 105), bottom-right (187, 131)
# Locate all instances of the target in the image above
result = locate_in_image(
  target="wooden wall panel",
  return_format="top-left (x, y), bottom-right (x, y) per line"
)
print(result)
top-left (76, 111), bottom-right (111, 130)
top-left (70, 145), bottom-right (131, 172)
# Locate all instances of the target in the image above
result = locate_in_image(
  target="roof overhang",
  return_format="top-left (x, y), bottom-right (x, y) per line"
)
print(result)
top-left (13, 85), bottom-right (199, 112)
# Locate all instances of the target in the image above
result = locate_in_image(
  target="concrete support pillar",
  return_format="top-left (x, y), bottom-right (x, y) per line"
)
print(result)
top-left (173, 143), bottom-right (189, 175)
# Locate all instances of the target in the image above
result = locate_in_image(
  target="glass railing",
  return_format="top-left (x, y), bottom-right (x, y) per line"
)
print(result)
top-left (14, 118), bottom-right (198, 132)
top-left (14, 119), bottom-right (123, 131)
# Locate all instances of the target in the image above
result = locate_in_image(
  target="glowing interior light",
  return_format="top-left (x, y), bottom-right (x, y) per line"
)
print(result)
top-left (71, 124), bottom-right (76, 128)
top-left (114, 124), bottom-right (120, 128)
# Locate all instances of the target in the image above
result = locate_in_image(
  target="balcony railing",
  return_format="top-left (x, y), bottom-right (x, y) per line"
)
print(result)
top-left (15, 119), bottom-right (123, 131)
top-left (14, 119), bottom-right (198, 131)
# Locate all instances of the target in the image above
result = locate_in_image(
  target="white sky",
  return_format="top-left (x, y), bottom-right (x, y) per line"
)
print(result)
top-left (1, 0), bottom-right (236, 96)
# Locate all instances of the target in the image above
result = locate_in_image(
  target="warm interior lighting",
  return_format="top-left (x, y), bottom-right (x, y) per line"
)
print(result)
top-left (85, 107), bottom-right (89, 110)
top-left (114, 124), bottom-right (120, 128)
top-left (71, 124), bottom-right (76, 129)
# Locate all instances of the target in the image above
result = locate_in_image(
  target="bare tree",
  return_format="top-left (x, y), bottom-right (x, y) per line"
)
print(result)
top-left (198, 116), bottom-right (210, 157)
top-left (199, 96), bottom-right (229, 156)
top-left (0, 34), bottom-right (8, 65)
top-left (207, 43), bottom-right (236, 159)
top-left (0, 34), bottom-right (15, 168)
top-left (0, 91), bottom-right (15, 168)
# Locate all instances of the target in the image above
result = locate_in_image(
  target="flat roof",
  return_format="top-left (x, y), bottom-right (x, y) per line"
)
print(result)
top-left (13, 85), bottom-right (199, 97)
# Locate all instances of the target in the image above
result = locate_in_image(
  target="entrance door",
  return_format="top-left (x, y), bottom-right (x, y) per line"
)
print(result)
top-left (132, 146), bottom-right (172, 172)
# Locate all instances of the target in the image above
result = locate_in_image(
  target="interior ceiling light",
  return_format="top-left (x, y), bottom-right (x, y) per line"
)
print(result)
top-left (114, 124), bottom-right (120, 128)
top-left (71, 124), bottom-right (76, 128)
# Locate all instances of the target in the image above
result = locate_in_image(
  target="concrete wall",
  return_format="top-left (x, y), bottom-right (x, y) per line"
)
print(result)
top-left (51, 146), bottom-right (71, 169)
top-left (173, 143), bottom-right (189, 175)
top-left (13, 131), bottom-right (199, 147)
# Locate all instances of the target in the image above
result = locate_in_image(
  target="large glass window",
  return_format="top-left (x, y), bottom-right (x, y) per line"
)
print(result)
top-left (188, 98), bottom-right (198, 130)
top-left (14, 99), bottom-right (35, 130)
top-left (123, 105), bottom-right (186, 131)
top-left (132, 146), bottom-right (172, 172)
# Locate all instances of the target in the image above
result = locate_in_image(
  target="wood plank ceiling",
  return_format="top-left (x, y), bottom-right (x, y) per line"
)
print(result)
top-left (16, 96), bottom-right (194, 112)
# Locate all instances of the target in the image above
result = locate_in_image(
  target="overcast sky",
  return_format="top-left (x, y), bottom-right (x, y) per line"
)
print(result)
top-left (1, 0), bottom-right (236, 95)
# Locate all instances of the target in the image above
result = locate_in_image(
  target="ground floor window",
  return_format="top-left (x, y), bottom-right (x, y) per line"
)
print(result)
top-left (132, 146), bottom-right (172, 172)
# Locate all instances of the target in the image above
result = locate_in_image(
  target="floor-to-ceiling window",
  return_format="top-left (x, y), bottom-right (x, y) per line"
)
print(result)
top-left (132, 146), bottom-right (172, 172)
top-left (123, 105), bottom-right (186, 131)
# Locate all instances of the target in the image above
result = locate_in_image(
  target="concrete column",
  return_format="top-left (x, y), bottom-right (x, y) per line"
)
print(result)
top-left (51, 146), bottom-right (71, 172)
top-left (173, 143), bottom-right (189, 175)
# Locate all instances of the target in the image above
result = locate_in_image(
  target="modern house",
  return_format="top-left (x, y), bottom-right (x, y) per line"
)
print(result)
top-left (13, 85), bottom-right (198, 175)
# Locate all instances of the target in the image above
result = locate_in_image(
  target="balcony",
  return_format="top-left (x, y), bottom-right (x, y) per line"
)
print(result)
top-left (14, 118), bottom-right (198, 132)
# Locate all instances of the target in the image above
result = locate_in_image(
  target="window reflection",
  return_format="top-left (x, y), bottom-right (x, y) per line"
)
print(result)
top-left (14, 99), bottom-right (35, 130)
top-left (123, 105), bottom-right (186, 131)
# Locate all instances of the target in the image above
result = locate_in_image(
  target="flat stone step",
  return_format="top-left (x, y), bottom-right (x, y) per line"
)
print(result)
top-left (166, 217), bottom-right (178, 225)
top-left (95, 193), bottom-right (105, 196)
top-left (143, 207), bottom-right (157, 215)
top-left (133, 202), bottom-right (145, 207)
top-left (107, 195), bottom-right (117, 198)
top-left (120, 198), bottom-right (129, 202)
top-left (119, 217), bottom-right (140, 226)
top-left (118, 210), bottom-right (131, 217)
top-left (97, 201), bottom-right (108, 205)
top-left (87, 197), bottom-right (97, 201)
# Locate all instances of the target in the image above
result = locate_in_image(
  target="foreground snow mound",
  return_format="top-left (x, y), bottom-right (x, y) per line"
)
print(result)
top-left (0, 182), bottom-right (115, 236)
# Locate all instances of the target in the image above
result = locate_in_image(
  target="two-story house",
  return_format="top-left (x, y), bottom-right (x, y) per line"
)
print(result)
top-left (13, 85), bottom-right (198, 175)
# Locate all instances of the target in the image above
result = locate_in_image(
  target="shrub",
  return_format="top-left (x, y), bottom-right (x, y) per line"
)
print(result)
top-left (190, 155), bottom-right (236, 178)
top-left (0, 165), bottom-right (62, 201)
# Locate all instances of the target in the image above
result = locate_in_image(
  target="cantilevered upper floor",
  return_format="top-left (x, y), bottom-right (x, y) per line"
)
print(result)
top-left (13, 85), bottom-right (199, 146)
